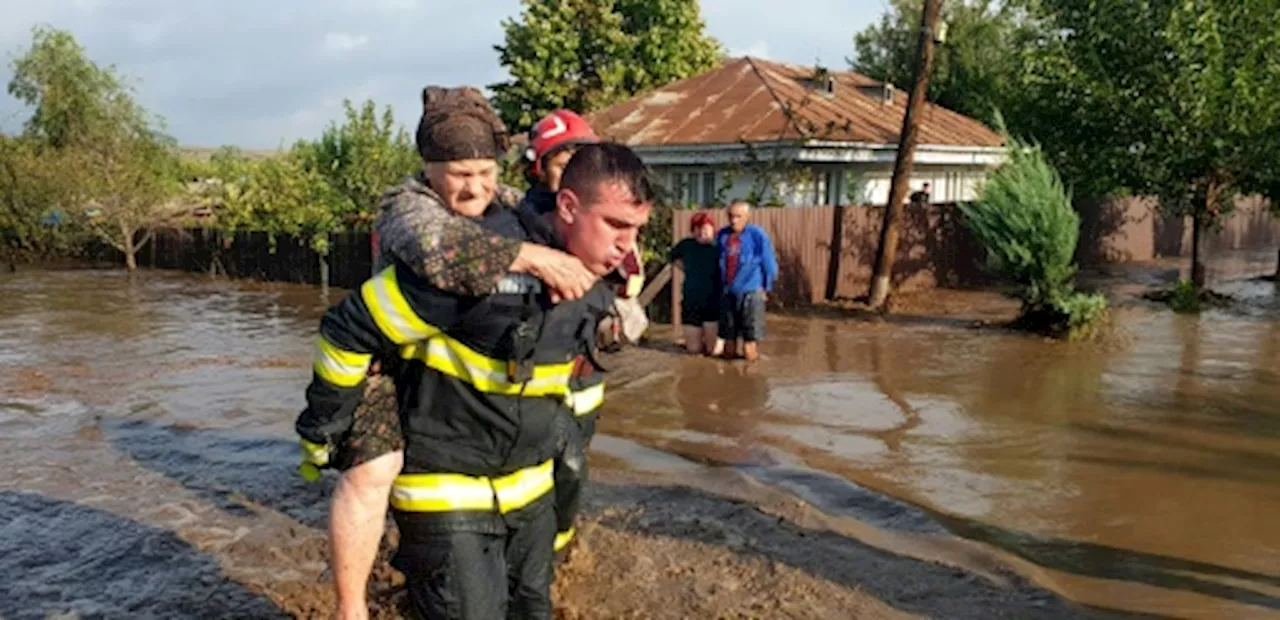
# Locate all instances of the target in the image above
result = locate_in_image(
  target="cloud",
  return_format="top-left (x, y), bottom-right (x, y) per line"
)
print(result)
top-left (702, 0), bottom-right (877, 68)
top-left (732, 40), bottom-right (771, 59)
top-left (322, 32), bottom-right (369, 54)
top-left (0, 0), bottom-right (885, 148)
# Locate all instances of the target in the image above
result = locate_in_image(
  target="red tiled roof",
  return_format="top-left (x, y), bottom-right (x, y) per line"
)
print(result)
top-left (587, 57), bottom-right (1003, 148)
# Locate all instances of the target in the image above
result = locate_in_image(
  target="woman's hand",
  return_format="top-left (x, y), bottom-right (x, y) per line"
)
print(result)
top-left (513, 243), bottom-right (599, 302)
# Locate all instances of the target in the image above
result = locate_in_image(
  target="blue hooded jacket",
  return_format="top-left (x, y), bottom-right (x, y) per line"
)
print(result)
top-left (717, 224), bottom-right (778, 297)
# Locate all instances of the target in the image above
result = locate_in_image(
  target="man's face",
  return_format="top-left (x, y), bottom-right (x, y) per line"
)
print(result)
top-left (541, 148), bottom-right (575, 192)
top-left (695, 223), bottom-right (716, 243)
top-left (728, 204), bottom-right (750, 233)
top-left (425, 159), bottom-right (498, 217)
top-left (557, 181), bottom-right (651, 276)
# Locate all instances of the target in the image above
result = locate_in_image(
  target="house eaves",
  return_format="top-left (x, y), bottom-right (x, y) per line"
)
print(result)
top-left (631, 140), bottom-right (1006, 167)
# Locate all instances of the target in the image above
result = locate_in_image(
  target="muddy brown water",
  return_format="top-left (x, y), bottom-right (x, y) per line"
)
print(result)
top-left (1, 267), bottom-right (1278, 619)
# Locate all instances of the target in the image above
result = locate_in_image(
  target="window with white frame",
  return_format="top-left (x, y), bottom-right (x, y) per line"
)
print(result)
top-left (668, 169), bottom-right (718, 206)
top-left (813, 169), bottom-right (851, 206)
top-left (701, 171), bottom-right (716, 205)
top-left (824, 170), bottom-right (844, 206)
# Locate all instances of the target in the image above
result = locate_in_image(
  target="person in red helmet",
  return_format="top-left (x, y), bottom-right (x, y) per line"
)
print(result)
top-left (523, 109), bottom-right (600, 212)
top-left (520, 110), bottom-right (643, 305)
top-left (521, 110), bottom-right (642, 299)
top-left (517, 110), bottom-right (649, 562)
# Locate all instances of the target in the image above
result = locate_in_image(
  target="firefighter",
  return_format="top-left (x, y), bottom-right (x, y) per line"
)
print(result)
top-left (519, 109), bottom-right (646, 558)
top-left (522, 109), bottom-right (599, 209)
top-left (320, 87), bottom-right (604, 620)
top-left (299, 143), bottom-right (655, 619)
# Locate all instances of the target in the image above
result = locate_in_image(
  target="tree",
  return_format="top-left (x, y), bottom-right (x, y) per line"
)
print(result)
top-left (491, 0), bottom-right (630, 132)
top-left (851, 0), bottom-right (1045, 126)
top-left (7, 27), bottom-right (130, 149)
top-left (70, 126), bottom-right (184, 270)
top-left (0, 135), bottom-right (86, 260)
top-left (205, 148), bottom-right (347, 255)
top-left (1022, 0), bottom-right (1280, 290)
top-left (292, 99), bottom-right (419, 229)
top-left (1268, 162), bottom-right (1280, 281)
top-left (490, 0), bottom-right (722, 132)
top-left (614, 0), bottom-right (724, 94)
top-left (6, 26), bottom-right (183, 271)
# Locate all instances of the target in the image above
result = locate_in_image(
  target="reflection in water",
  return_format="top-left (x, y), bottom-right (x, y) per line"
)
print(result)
top-left (868, 333), bottom-right (921, 451)
top-left (1249, 324), bottom-right (1280, 396)
top-left (1175, 315), bottom-right (1204, 412)
top-left (674, 361), bottom-right (769, 437)
top-left (637, 360), bottom-right (774, 464)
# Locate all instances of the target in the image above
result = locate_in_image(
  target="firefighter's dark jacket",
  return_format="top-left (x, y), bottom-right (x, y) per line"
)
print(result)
top-left (297, 204), bottom-right (614, 532)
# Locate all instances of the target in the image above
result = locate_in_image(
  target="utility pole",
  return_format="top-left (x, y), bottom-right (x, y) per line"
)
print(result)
top-left (867, 0), bottom-right (945, 309)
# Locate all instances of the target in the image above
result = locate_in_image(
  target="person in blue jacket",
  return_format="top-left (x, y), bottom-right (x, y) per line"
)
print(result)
top-left (715, 200), bottom-right (778, 362)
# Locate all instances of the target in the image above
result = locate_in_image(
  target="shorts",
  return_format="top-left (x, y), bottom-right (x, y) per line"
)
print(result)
top-left (718, 290), bottom-right (766, 342)
top-left (681, 294), bottom-right (719, 326)
top-left (336, 373), bottom-right (404, 471)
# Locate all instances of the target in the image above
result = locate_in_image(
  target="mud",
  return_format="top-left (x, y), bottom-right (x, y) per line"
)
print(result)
top-left (551, 478), bottom-right (1100, 620)
top-left (2, 266), bottom-right (1278, 619)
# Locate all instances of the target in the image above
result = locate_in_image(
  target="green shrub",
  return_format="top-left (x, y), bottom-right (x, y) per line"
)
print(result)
top-left (960, 116), bottom-right (1108, 337)
top-left (1168, 279), bottom-right (1202, 313)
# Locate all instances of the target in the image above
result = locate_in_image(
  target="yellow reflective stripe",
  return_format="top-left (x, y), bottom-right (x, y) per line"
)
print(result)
top-left (554, 527), bottom-right (576, 552)
top-left (391, 459), bottom-right (555, 514)
top-left (390, 473), bottom-right (500, 512)
top-left (360, 266), bottom-right (438, 344)
top-left (312, 335), bottom-right (371, 387)
top-left (492, 460), bottom-right (555, 513)
top-left (625, 273), bottom-right (644, 299)
top-left (400, 337), bottom-right (574, 397)
top-left (299, 439), bottom-right (331, 467)
top-left (566, 382), bottom-right (605, 416)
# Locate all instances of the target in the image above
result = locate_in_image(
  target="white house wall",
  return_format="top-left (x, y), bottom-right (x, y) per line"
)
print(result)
top-left (847, 165), bottom-right (987, 205)
top-left (653, 163), bottom-right (990, 208)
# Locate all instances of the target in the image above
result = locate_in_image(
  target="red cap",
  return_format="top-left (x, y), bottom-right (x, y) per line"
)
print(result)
top-left (525, 110), bottom-right (598, 176)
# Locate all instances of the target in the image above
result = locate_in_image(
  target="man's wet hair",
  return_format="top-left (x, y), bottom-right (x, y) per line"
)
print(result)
top-left (560, 143), bottom-right (656, 207)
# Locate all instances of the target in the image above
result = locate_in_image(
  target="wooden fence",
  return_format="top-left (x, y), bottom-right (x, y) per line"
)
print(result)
top-left (670, 197), bottom-right (1279, 323)
top-left (108, 195), bottom-right (1276, 326)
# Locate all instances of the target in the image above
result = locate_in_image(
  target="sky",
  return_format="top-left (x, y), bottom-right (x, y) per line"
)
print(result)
top-left (0, 0), bottom-right (886, 149)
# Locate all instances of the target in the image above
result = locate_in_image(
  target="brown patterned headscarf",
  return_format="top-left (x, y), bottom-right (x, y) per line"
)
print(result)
top-left (415, 86), bottom-right (509, 162)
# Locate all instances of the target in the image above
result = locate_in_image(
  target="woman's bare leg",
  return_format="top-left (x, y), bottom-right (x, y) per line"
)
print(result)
top-left (330, 450), bottom-right (403, 620)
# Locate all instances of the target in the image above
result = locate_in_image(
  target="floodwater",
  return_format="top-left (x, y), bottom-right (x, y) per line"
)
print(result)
top-left (1, 267), bottom-right (1278, 619)
top-left (608, 284), bottom-right (1280, 619)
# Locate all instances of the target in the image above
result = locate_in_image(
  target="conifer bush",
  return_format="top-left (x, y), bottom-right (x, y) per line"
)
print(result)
top-left (960, 121), bottom-right (1107, 338)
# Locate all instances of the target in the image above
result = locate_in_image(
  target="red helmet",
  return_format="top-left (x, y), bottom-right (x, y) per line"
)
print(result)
top-left (525, 110), bottom-right (598, 176)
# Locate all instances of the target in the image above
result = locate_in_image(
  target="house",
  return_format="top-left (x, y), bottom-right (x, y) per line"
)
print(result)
top-left (586, 57), bottom-right (1005, 207)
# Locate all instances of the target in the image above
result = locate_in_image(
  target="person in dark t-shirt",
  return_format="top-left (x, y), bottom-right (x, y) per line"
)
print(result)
top-left (670, 211), bottom-right (721, 355)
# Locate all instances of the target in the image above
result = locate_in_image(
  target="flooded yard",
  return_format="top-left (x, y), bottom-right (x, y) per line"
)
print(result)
top-left (1, 267), bottom-right (1277, 619)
